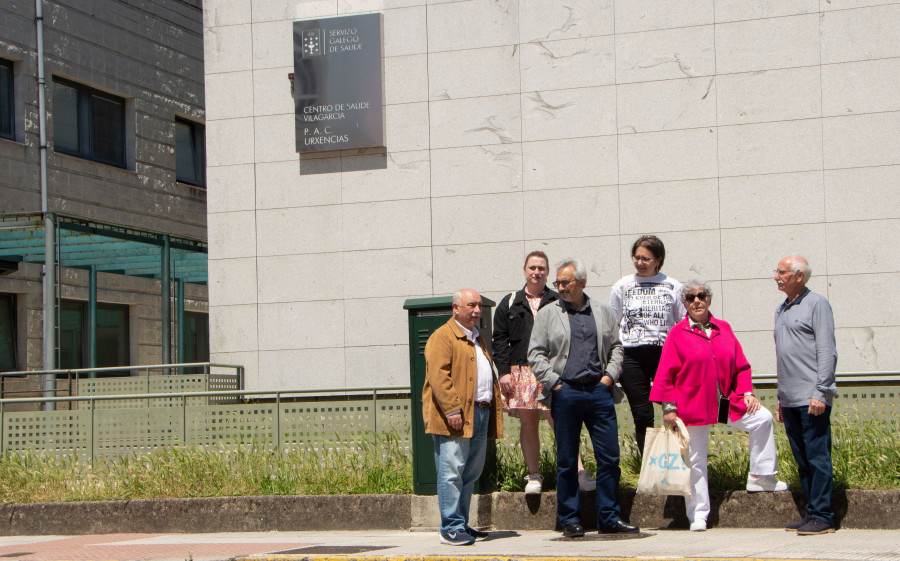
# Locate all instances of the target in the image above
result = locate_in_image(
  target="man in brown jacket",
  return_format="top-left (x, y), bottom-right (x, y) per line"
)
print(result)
top-left (423, 288), bottom-right (503, 546)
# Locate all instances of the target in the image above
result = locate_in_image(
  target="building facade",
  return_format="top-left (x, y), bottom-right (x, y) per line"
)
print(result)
top-left (204, 1), bottom-right (900, 390)
top-left (0, 0), bottom-right (208, 376)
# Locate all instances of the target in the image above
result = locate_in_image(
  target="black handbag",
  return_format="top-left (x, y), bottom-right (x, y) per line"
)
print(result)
top-left (717, 395), bottom-right (730, 424)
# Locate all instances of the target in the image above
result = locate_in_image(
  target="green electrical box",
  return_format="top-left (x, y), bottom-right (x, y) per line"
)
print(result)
top-left (403, 295), bottom-right (497, 496)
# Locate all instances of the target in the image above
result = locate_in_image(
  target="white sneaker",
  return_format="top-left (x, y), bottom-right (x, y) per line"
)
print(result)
top-left (577, 470), bottom-right (596, 491)
top-left (524, 474), bottom-right (543, 494)
top-left (690, 519), bottom-right (707, 532)
top-left (746, 475), bottom-right (789, 492)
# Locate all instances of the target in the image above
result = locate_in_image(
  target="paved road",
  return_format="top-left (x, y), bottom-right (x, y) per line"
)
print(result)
top-left (0, 528), bottom-right (897, 561)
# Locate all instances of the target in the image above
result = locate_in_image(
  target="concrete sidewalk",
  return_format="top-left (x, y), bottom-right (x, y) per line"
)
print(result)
top-left (0, 528), bottom-right (897, 561)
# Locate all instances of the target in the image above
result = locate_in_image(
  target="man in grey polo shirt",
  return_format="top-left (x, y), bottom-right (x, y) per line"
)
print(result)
top-left (773, 255), bottom-right (837, 536)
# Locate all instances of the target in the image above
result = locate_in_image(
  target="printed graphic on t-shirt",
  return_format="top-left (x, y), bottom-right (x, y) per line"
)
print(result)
top-left (622, 282), bottom-right (678, 346)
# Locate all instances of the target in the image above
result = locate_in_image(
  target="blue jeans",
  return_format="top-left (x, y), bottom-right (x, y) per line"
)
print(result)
top-left (551, 380), bottom-right (621, 528)
top-left (783, 405), bottom-right (834, 525)
top-left (432, 406), bottom-right (489, 534)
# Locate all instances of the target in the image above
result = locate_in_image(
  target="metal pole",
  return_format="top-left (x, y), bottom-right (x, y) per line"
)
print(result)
top-left (36, 0), bottom-right (57, 409)
top-left (182, 394), bottom-right (187, 445)
top-left (275, 392), bottom-right (281, 453)
top-left (161, 235), bottom-right (170, 374)
top-left (88, 265), bottom-right (97, 377)
top-left (176, 279), bottom-right (184, 373)
top-left (373, 388), bottom-right (379, 455)
top-left (89, 397), bottom-right (95, 464)
top-left (373, 389), bottom-right (379, 433)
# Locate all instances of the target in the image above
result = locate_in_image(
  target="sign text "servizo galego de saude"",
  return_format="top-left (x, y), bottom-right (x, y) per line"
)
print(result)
top-left (293, 13), bottom-right (384, 153)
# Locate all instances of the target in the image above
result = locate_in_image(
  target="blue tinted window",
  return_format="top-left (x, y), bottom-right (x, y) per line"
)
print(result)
top-left (52, 77), bottom-right (126, 167)
top-left (0, 59), bottom-right (13, 140)
top-left (60, 301), bottom-right (129, 369)
top-left (175, 118), bottom-right (205, 187)
top-left (0, 294), bottom-right (16, 371)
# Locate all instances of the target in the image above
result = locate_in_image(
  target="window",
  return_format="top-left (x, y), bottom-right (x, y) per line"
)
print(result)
top-left (52, 77), bottom-right (125, 167)
top-left (0, 59), bottom-right (13, 140)
top-left (59, 301), bottom-right (129, 370)
top-left (0, 295), bottom-right (16, 371)
top-left (182, 311), bottom-right (209, 372)
top-left (175, 118), bottom-right (205, 187)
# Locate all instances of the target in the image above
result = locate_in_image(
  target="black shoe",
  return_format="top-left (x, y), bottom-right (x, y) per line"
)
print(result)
top-left (797, 518), bottom-right (835, 535)
top-left (785, 517), bottom-right (809, 531)
top-left (465, 526), bottom-right (489, 541)
top-left (562, 523), bottom-right (585, 538)
top-left (600, 520), bottom-right (639, 534)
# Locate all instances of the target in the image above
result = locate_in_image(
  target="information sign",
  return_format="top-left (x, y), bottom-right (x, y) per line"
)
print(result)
top-left (293, 13), bottom-right (384, 153)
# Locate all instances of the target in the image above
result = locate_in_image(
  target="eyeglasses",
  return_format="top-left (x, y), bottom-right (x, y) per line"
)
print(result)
top-left (632, 255), bottom-right (656, 263)
top-left (552, 279), bottom-right (577, 288)
top-left (685, 292), bottom-right (708, 303)
top-left (773, 269), bottom-right (797, 276)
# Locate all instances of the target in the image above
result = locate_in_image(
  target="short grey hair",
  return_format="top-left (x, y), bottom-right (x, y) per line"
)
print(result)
top-left (785, 255), bottom-right (812, 284)
top-left (681, 278), bottom-right (713, 303)
top-left (452, 288), bottom-right (479, 306)
top-left (556, 258), bottom-right (587, 281)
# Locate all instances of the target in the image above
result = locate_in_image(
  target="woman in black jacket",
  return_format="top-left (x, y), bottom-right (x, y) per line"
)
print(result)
top-left (493, 251), bottom-right (593, 494)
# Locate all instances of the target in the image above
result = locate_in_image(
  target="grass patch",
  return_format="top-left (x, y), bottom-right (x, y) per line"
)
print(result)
top-left (0, 432), bottom-right (413, 504)
top-left (0, 419), bottom-right (895, 504)
top-left (496, 417), bottom-right (900, 492)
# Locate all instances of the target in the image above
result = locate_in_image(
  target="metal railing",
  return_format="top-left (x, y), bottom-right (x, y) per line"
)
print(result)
top-left (0, 370), bottom-right (895, 461)
top-left (0, 385), bottom-right (411, 461)
top-left (0, 362), bottom-right (245, 401)
top-left (746, 371), bottom-right (900, 384)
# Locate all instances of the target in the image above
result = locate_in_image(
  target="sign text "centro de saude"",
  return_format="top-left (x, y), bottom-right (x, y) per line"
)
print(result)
top-left (293, 13), bottom-right (384, 153)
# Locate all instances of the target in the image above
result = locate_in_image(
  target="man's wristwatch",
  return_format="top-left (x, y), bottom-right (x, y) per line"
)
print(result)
top-left (743, 392), bottom-right (754, 397)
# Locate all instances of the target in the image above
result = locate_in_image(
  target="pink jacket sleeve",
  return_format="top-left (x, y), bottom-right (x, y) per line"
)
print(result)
top-left (721, 321), bottom-right (753, 422)
top-left (731, 335), bottom-right (753, 397)
top-left (649, 324), bottom-right (684, 404)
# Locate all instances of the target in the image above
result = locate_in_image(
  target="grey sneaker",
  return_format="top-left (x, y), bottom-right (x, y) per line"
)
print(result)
top-left (465, 526), bottom-right (489, 541)
top-left (785, 517), bottom-right (809, 531)
top-left (797, 518), bottom-right (835, 535)
top-left (578, 469), bottom-right (596, 491)
top-left (524, 474), bottom-right (543, 494)
top-left (440, 529), bottom-right (475, 545)
top-left (746, 474), bottom-right (789, 492)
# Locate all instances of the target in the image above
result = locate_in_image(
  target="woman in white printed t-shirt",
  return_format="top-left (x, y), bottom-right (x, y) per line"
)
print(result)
top-left (609, 235), bottom-right (686, 454)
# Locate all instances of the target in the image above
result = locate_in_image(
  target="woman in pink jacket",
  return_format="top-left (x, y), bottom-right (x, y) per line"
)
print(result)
top-left (649, 279), bottom-right (787, 532)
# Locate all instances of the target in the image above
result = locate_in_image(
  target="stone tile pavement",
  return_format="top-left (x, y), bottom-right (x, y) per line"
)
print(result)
top-left (0, 528), bottom-right (896, 561)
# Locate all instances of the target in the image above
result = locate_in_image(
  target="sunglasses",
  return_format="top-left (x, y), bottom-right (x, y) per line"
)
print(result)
top-left (685, 292), bottom-right (708, 303)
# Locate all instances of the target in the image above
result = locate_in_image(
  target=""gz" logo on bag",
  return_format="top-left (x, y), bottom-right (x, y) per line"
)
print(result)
top-left (648, 453), bottom-right (687, 470)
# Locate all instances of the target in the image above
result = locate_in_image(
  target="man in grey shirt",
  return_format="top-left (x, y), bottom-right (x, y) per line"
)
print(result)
top-left (773, 255), bottom-right (837, 536)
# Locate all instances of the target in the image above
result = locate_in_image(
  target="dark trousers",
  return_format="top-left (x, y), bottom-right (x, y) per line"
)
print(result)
top-left (620, 345), bottom-right (663, 453)
top-left (550, 380), bottom-right (621, 528)
top-left (783, 405), bottom-right (834, 525)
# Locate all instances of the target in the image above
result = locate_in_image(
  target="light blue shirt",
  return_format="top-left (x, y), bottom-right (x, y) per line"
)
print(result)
top-left (774, 288), bottom-right (838, 407)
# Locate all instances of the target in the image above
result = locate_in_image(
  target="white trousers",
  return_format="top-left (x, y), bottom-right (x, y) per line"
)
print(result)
top-left (684, 406), bottom-right (779, 524)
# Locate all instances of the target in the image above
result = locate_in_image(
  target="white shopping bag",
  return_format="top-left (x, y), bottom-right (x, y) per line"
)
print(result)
top-left (636, 418), bottom-right (692, 497)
